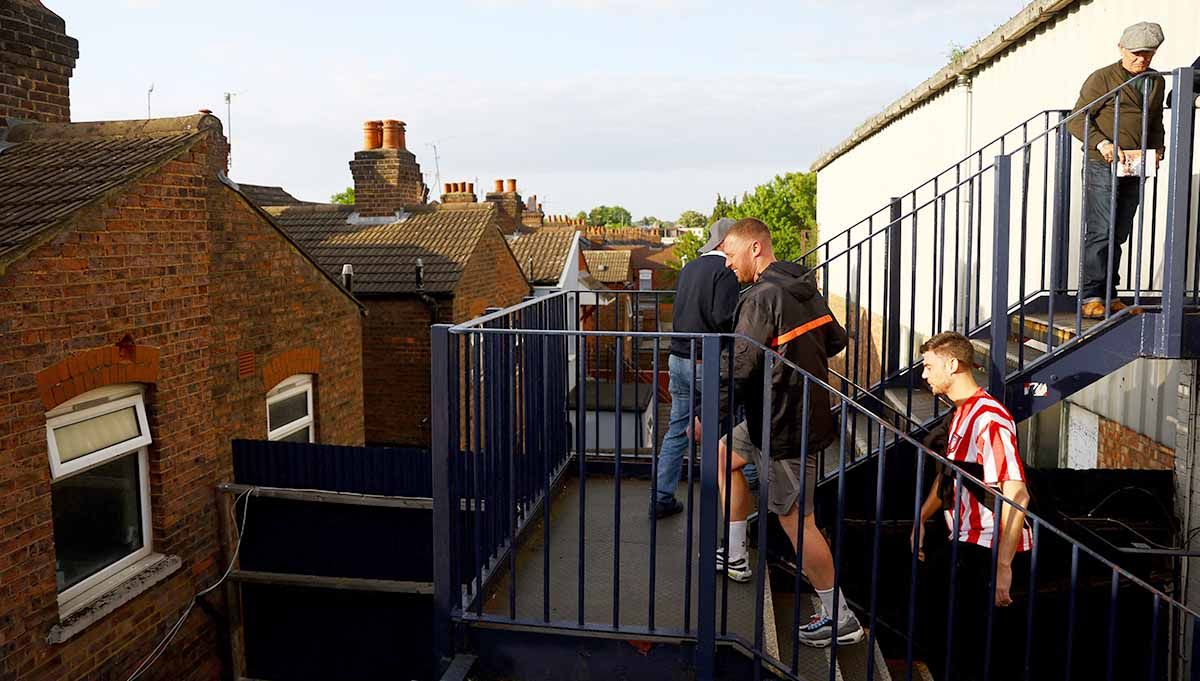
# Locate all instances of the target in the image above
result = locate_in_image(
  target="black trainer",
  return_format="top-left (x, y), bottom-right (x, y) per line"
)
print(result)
top-left (652, 497), bottom-right (684, 519)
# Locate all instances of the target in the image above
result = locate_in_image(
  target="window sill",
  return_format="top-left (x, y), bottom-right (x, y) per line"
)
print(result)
top-left (47, 554), bottom-right (182, 645)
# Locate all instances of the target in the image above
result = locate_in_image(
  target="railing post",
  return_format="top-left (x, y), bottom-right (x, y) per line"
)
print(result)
top-left (696, 335), bottom-right (721, 680)
top-left (1052, 123), bottom-right (1073, 292)
top-left (431, 324), bottom-right (455, 672)
top-left (1159, 66), bottom-right (1196, 358)
top-left (885, 196), bottom-right (903, 377)
top-left (990, 155), bottom-right (1012, 403)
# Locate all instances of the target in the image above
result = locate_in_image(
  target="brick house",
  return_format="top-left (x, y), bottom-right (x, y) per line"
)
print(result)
top-left (256, 131), bottom-right (530, 447)
top-left (0, 3), bottom-right (365, 679)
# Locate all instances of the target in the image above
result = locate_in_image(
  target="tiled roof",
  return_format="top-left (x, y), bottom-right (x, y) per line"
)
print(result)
top-left (583, 249), bottom-right (632, 283)
top-left (0, 115), bottom-right (211, 266)
top-left (267, 202), bottom-right (503, 295)
top-left (236, 183), bottom-right (312, 207)
top-left (509, 229), bottom-right (578, 285)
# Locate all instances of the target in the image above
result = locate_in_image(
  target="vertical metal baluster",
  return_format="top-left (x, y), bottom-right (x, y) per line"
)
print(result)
top-left (853, 246), bottom-right (863, 446)
top-left (1105, 568), bottom-right (1119, 681)
top-left (1078, 117), bottom-right (1091, 337)
top-left (649, 336), bottom-right (660, 630)
top-left (905, 452), bottom-right (926, 680)
top-left (866, 421), bottom-right (887, 681)
top-left (634, 292), bottom-right (641, 459)
top-left (578, 314), bottom-right (587, 626)
top-left (907, 210), bottom-right (918, 422)
top-left (613, 335), bottom-right (623, 629)
top-left (1104, 94), bottom-right (1121, 317)
top-left (976, 158), bottom-right (984, 328)
top-left (791, 378), bottom-right (812, 675)
top-left (721, 336), bottom-right (736, 635)
top-left (954, 167), bottom-right (962, 332)
top-left (753, 354), bottom-right (773, 681)
top-left (965, 176), bottom-right (975, 330)
top-left (473, 332), bottom-right (485, 615)
top-left (1134, 77), bottom-right (1151, 305)
top-left (1041, 112), bottom-right (1051, 292)
top-left (1147, 594), bottom-right (1160, 681)
top-left (1022, 521), bottom-right (1040, 681)
top-left (983, 495), bottom-right (1003, 681)
top-left (1065, 545), bottom-right (1080, 680)
top-left (945, 471), bottom-right (963, 679)
top-left (543, 335), bottom-right (551, 623)
top-left (697, 336), bottom-right (722, 679)
top-left (829, 400), bottom-right (850, 681)
top-left (1019, 142), bottom-right (1031, 370)
top-left (684, 338), bottom-right (696, 634)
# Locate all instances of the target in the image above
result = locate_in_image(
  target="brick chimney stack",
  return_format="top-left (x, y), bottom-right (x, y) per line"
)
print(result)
top-left (485, 177), bottom-right (523, 234)
top-left (349, 118), bottom-right (427, 217)
top-left (441, 181), bottom-right (478, 204)
top-left (0, 0), bottom-right (79, 123)
top-left (521, 193), bottom-right (544, 229)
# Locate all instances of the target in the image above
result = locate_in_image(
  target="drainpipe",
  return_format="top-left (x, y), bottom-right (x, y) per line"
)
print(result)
top-left (957, 73), bottom-right (974, 333)
top-left (958, 73), bottom-right (973, 161)
top-left (416, 258), bottom-right (440, 323)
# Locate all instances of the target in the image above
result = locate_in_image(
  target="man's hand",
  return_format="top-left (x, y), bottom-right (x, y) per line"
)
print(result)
top-left (910, 523), bottom-right (926, 562)
top-left (995, 563), bottom-right (1014, 607)
top-left (691, 416), bottom-right (702, 444)
top-left (1099, 140), bottom-right (1115, 164)
top-left (1157, 148), bottom-right (1166, 168)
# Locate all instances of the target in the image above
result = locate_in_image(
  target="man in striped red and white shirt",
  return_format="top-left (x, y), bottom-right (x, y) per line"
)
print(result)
top-left (913, 331), bottom-right (1032, 681)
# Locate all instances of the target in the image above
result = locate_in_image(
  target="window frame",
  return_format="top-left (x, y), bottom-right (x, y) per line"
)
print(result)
top-left (266, 374), bottom-right (315, 443)
top-left (46, 387), bottom-right (154, 612)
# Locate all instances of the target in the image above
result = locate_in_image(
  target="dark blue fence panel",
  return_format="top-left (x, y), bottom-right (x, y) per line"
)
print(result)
top-left (232, 439), bottom-right (436, 497)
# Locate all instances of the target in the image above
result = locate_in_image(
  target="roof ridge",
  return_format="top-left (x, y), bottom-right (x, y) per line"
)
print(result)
top-left (4, 114), bottom-right (220, 143)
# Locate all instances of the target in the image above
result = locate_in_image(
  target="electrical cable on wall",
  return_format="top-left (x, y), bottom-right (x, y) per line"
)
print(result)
top-left (125, 486), bottom-right (256, 681)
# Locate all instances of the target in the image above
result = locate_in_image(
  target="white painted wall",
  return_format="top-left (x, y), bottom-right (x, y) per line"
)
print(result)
top-left (816, 0), bottom-right (1200, 443)
top-left (568, 406), bottom-right (655, 451)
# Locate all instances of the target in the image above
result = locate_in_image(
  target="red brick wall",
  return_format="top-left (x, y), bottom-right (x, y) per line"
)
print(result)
top-left (361, 226), bottom-right (528, 447)
top-left (1096, 415), bottom-right (1175, 470)
top-left (0, 0), bottom-right (78, 123)
top-left (348, 148), bottom-right (424, 217)
top-left (0, 132), bottom-right (363, 681)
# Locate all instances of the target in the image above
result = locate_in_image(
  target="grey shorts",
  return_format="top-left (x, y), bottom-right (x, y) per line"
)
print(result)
top-left (730, 421), bottom-right (817, 517)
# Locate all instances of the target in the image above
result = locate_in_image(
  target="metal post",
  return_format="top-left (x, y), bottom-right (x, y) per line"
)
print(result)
top-left (1159, 67), bottom-right (1196, 358)
top-left (990, 156), bottom-right (1012, 403)
top-left (431, 324), bottom-right (455, 670)
top-left (696, 336), bottom-right (722, 680)
top-left (885, 196), bottom-right (903, 377)
top-left (217, 490), bottom-right (246, 679)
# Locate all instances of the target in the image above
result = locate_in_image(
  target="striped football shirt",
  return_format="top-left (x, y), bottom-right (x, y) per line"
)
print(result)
top-left (942, 388), bottom-right (1033, 552)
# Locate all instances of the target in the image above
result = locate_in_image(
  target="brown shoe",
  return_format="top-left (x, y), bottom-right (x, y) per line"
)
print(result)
top-left (1110, 300), bottom-right (1127, 313)
top-left (1082, 301), bottom-right (1107, 318)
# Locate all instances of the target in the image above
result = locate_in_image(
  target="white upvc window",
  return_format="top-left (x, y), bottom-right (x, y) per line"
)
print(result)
top-left (267, 374), bottom-right (315, 443)
top-left (46, 385), bottom-right (153, 611)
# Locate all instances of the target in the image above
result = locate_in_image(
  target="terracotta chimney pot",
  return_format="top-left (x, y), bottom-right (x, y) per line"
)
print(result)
top-left (444, 183), bottom-right (452, 194)
top-left (494, 179), bottom-right (504, 193)
top-left (467, 182), bottom-right (474, 194)
top-left (363, 120), bottom-right (383, 150)
top-left (381, 119), bottom-right (403, 149)
top-left (506, 178), bottom-right (517, 193)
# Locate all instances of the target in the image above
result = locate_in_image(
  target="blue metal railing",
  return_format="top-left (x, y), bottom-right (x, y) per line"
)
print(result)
top-left (431, 288), bottom-right (1200, 681)
top-left (804, 67), bottom-right (1196, 427)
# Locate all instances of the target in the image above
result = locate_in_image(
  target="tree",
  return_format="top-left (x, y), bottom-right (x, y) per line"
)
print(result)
top-left (331, 187), bottom-right (355, 205)
top-left (586, 205), bottom-right (632, 227)
top-left (637, 216), bottom-right (660, 226)
top-left (575, 211), bottom-right (588, 223)
top-left (670, 230), bottom-right (705, 271)
top-left (676, 210), bottom-right (708, 232)
top-left (708, 172), bottom-right (817, 263)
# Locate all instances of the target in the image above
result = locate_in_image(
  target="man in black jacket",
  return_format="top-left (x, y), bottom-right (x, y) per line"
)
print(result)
top-left (652, 218), bottom-right (740, 518)
top-left (715, 218), bottom-right (864, 647)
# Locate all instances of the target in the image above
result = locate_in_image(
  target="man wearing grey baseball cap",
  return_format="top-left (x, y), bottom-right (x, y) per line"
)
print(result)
top-left (1066, 21), bottom-right (1166, 319)
top-left (651, 218), bottom-right (739, 518)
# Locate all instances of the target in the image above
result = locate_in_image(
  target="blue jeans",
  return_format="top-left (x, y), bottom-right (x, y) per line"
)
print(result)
top-left (656, 354), bottom-right (701, 504)
top-left (1081, 160), bottom-right (1142, 302)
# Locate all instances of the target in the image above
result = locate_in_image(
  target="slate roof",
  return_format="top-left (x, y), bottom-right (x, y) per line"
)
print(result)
top-left (582, 249), bottom-right (632, 284)
top-left (267, 202), bottom-right (509, 295)
top-left (509, 229), bottom-right (578, 285)
top-left (236, 183), bottom-right (312, 207)
top-left (0, 114), bottom-right (212, 266)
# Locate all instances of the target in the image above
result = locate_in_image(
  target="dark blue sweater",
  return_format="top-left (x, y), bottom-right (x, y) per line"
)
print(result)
top-left (670, 252), bottom-right (739, 359)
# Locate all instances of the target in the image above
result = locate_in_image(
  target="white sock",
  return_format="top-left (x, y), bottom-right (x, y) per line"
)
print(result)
top-left (728, 521), bottom-right (748, 562)
top-left (816, 586), bottom-right (852, 625)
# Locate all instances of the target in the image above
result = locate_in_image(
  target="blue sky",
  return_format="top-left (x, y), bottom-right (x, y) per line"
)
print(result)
top-left (55, 0), bottom-right (1024, 220)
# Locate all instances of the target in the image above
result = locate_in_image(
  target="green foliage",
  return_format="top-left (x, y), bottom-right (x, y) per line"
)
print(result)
top-left (675, 210), bottom-right (708, 232)
top-left (947, 42), bottom-right (967, 66)
top-left (671, 230), bottom-right (705, 271)
top-left (330, 187), bottom-right (355, 205)
top-left (706, 172), bottom-right (817, 263)
top-left (575, 211), bottom-right (588, 222)
top-left (637, 216), bottom-right (660, 226)
top-left (586, 205), bottom-right (632, 227)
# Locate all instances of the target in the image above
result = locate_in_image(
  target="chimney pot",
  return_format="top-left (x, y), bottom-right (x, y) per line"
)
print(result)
top-left (467, 182), bottom-right (474, 194)
top-left (363, 120), bottom-right (383, 150)
top-left (341, 263), bottom-right (354, 292)
top-left (444, 183), bottom-right (452, 194)
top-left (506, 178), bottom-right (517, 193)
top-left (494, 179), bottom-right (504, 193)
top-left (381, 119), bottom-right (404, 149)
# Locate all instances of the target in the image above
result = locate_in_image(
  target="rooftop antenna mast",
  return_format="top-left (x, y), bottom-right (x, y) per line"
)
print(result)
top-left (425, 141), bottom-right (443, 194)
top-left (223, 91), bottom-right (245, 170)
top-left (146, 83), bottom-right (154, 119)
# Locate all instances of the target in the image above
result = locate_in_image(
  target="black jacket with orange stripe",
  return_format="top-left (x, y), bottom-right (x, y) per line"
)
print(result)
top-left (719, 260), bottom-right (847, 460)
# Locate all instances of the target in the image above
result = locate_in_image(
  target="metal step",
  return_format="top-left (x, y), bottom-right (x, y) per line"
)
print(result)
top-left (883, 386), bottom-right (952, 426)
top-left (970, 337), bottom-right (1046, 374)
top-left (771, 593), bottom-right (892, 681)
top-left (1009, 310), bottom-right (1104, 346)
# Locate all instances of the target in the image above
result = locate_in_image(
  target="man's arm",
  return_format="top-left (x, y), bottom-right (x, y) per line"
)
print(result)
top-left (718, 298), bottom-right (770, 426)
top-left (1067, 71), bottom-right (1109, 146)
top-left (912, 472), bottom-right (943, 562)
top-left (711, 268), bottom-right (739, 333)
top-left (1150, 74), bottom-right (1167, 155)
top-left (994, 479), bottom-right (1030, 607)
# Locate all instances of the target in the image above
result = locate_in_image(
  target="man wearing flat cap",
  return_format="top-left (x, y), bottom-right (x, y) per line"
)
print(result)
top-left (1066, 21), bottom-right (1166, 319)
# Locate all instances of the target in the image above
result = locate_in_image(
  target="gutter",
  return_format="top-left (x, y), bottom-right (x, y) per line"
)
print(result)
top-left (810, 0), bottom-right (1079, 172)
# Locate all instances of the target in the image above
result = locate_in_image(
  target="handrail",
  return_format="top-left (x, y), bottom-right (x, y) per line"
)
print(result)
top-left (800, 109), bottom-right (1068, 261)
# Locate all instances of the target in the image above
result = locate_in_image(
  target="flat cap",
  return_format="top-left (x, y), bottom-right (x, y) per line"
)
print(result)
top-left (1120, 21), bottom-right (1164, 52)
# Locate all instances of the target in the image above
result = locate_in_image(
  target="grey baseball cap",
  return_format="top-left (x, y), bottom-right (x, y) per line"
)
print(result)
top-left (1119, 21), bottom-right (1164, 52)
top-left (699, 217), bottom-right (736, 254)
